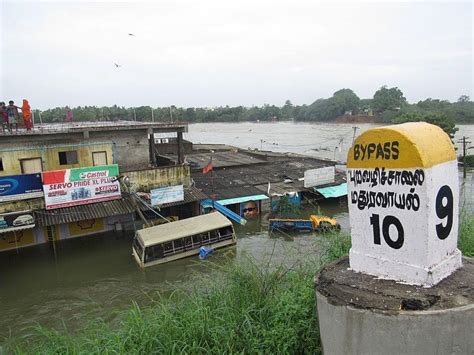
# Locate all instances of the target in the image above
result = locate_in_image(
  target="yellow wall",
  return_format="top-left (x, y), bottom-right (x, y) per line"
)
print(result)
top-left (0, 143), bottom-right (113, 176)
top-left (68, 218), bottom-right (105, 237)
top-left (0, 229), bottom-right (35, 250)
top-left (126, 165), bottom-right (191, 191)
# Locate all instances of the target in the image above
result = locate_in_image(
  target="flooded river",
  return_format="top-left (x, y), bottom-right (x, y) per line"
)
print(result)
top-left (0, 122), bottom-right (472, 344)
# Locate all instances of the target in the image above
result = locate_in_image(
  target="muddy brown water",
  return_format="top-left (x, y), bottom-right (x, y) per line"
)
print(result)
top-left (0, 122), bottom-right (472, 344)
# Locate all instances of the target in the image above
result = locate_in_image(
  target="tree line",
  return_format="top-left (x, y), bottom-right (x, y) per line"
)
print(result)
top-left (35, 87), bottom-right (473, 132)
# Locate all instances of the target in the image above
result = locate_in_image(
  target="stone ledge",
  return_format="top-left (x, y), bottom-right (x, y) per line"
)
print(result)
top-left (315, 256), bottom-right (473, 312)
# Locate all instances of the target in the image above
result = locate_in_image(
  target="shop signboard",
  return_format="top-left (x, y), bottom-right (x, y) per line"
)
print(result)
top-left (304, 167), bottom-right (335, 188)
top-left (42, 165), bottom-right (121, 209)
top-left (0, 173), bottom-right (43, 202)
top-left (0, 210), bottom-right (35, 233)
top-left (151, 185), bottom-right (184, 206)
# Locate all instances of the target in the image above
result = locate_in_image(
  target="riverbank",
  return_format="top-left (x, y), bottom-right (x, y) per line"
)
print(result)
top-left (10, 215), bottom-right (473, 353)
top-left (8, 232), bottom-right (351, 354)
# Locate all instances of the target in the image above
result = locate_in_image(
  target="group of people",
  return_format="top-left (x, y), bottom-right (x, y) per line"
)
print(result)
top-left (0, 99), bottom-right (33, 133)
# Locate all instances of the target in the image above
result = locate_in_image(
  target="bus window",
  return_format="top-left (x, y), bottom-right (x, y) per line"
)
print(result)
top-left (184, 236), bottom-right (193, 249)
top-left (211, 230), bottom-right (220, 242)
top-left (163, 242), bottom-right (174, 256)
top-left (174, 238), bottom-right (184, 252)
top-left (219, 226), bottom-right (234, 240)
top-left (133, 237), bottom-right (144, 260)
top-left (192, 234), bottom-right (202, 246)
top-left (145, 244), bottom-right (164, 263)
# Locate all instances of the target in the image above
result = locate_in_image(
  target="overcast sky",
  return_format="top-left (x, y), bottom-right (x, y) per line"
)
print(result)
top-left (0, 1), bottom-right (472, 110)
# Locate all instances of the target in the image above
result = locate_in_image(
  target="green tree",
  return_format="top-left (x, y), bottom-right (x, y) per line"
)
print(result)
top-left (281, 100), bottom-right (294, 119)
top-left (372, 86), bottom-right (406, 113)
top-left (332, 88), bottom-right (360, 114)
top-left (458, 95), bottom-right (470, 103)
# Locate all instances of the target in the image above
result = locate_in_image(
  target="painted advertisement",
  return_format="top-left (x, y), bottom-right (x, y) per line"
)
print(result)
top-left (240, 200), bottom-right (260, 219)
top-left (0, 229), bottom-right (35, 251)
top-left (42, 165), bottom-right (121, 210)
top-left (68, 218), bottom-right (105, 237)
top-left (0, 211), bottom-right (35, 233)
top-left (0, 173), bottom-right (43, 202)
top-left (151, 185), bottom-right (184, 206)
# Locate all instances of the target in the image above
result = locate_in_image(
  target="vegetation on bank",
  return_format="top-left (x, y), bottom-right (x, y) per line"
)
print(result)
top-left (11, 232), bottom-right (351, 354)
top-left (34, 87), bottom-right (473, 125)
top-left (463, 155), bottom-right (474, 168)
top-left (9, 213), bottom-right (472, 353)
top-left (459, 214), bottom-right (474, 257)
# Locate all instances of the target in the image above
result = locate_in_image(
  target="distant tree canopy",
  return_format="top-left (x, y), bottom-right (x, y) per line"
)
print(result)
top-left (295, 88), bottom-right (360, 121)
top-left (34, 88), bottom-right (473, 126)
top-left (372, 86), bottom-right (407, 113)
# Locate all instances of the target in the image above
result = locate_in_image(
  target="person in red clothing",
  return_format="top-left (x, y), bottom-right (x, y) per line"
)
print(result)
top-left (22, 99), bottom-right (33, 131)
top-left (0, 102), bottom-right (9, 133)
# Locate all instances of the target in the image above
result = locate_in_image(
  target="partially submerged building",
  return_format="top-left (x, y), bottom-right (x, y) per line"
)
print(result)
top-left (160, 145), bottom-right (347, 220)
top-left (0, 122), bottom-right (205, 252)
top-left (0, 123), bottom-right (348, 252)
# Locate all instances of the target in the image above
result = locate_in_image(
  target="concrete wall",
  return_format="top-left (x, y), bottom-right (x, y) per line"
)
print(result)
top-left (0, 127), bottom-right (162, 173)
top-left (0, 143), bottom-right (113, 176)
top-left (316, 291), bottom-right (474, 355)
top-left (125, 165), bottom-right (191, 192)
top-left (155, 139), bottom-right (193, 156)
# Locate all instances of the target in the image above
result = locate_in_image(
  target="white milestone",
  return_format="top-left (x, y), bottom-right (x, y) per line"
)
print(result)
top-left (347, 122), bottom-right (462, 287)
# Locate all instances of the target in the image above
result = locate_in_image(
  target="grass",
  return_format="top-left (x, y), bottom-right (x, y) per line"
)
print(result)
top-left (9, 215), bottom-right (472, 354)
top-left (458, 213), bottom-right (474, 257)
top-left (10, 232), bottom-right (351, 354)
top-left (24, 213), bottom-right (474, 354)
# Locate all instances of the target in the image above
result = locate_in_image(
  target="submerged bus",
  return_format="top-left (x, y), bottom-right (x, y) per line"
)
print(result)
top-left (132, 212), bottom-right (237, 268)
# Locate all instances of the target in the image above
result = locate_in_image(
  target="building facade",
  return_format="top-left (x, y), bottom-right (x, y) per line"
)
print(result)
top-left (0, 122), bottom-right (204, 253)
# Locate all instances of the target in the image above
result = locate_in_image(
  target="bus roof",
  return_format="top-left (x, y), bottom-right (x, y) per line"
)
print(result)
top-left (137, 212), bottom-right (233, 247)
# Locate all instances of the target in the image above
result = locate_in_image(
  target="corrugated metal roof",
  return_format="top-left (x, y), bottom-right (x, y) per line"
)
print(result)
top-left (35, 197), bottom-right (135, 227)
top-left (137, 212), bottom-right (232, 247)
top-left (165, 151), bottom-right (267, 169)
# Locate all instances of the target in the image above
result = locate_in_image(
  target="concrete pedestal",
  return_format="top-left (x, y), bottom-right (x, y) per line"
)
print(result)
top-left (315, 257), bottom-right (474, 355)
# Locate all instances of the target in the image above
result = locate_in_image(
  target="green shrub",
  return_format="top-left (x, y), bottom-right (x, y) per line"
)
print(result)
top-left (459, 214), bottom-right (474, 257)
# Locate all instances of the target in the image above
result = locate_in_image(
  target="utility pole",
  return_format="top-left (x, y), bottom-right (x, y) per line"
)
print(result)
top-left (151, 108), bottom-right (154, 122)
top-left (169, 106), bottom-right (173, 123)
top-left (457, 136), bottom-right (472, 179)
top-left (133, 108), bottom-right (136, 121)
top-left (39, 111), bottom-right (43, 125)
top-left (352, 126), bottom-right (359, 145)
top-left (101, 107), bottom-right (104, 121)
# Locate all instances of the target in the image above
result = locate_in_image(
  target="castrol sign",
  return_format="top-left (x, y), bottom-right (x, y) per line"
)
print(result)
top-left (347, 122), bottom-right (462, 286)
top-left (42, 164), bottom-right (121, 209)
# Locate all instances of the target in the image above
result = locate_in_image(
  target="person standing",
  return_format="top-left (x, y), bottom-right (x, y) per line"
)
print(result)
top-left (0, 102), bottom-right (9, 133)
top-left (6, 100), bottom-right (21, 132)
top-left (22, 99), bottom-right (33, 131)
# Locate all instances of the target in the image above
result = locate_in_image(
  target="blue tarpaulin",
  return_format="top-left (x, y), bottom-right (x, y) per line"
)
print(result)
top-left (315, 183), bottom-right (347, 198)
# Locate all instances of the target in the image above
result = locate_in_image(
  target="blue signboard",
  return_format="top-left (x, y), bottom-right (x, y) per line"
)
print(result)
top-left (0, 173), bottom-right (43, 202)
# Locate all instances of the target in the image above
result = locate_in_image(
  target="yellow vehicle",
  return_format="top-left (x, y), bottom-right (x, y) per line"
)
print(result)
top-left (310, 215), bottom-right (340, 231)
